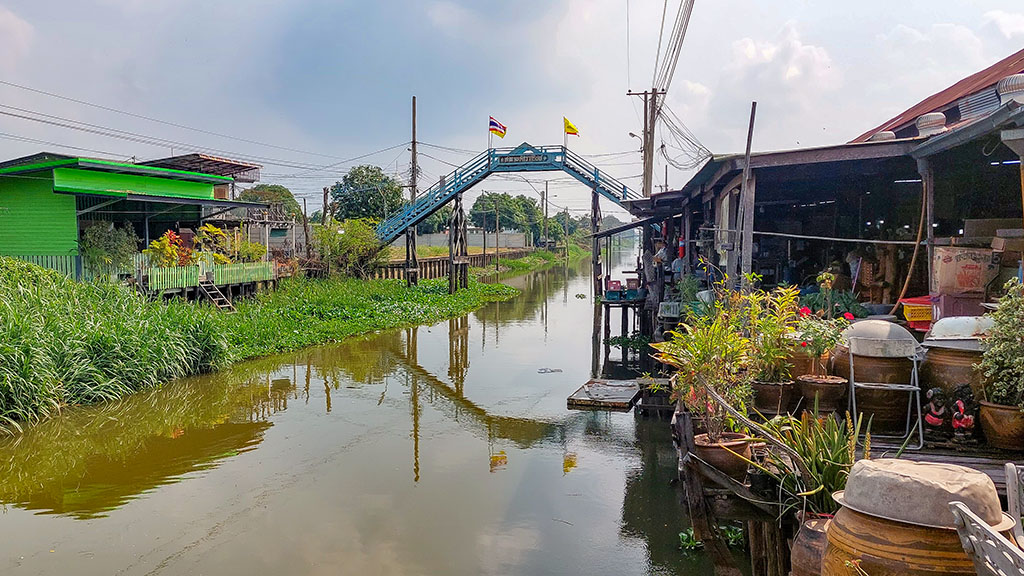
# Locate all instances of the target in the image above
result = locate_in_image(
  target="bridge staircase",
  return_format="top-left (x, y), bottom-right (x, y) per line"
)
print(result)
top-left (376, 143), bottom-right (642, 244)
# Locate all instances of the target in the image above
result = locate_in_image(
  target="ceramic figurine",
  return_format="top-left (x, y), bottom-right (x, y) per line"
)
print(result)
top-left (924, 387), bottom-right (949, 437)
top-left (951, 383), bottom-right (978, 443)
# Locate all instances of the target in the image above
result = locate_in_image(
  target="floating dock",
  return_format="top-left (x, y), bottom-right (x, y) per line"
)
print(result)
top-left (567, 379), bottom-right (642, 411)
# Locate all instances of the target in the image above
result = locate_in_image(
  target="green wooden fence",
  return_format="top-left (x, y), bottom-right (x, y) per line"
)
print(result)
top-left (146, 266), bottom-right (201, 291)
top-left (4, 254), bottom-right (77, 276)
top-left (213, 262), bottom-right (274, 285)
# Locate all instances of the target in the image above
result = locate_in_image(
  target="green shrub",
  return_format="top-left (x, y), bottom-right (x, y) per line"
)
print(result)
top-left (978, 279), bottom-right (1024, 408)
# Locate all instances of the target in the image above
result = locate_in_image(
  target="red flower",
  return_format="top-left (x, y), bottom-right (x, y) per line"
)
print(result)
top-left (843, 312), bottom-right (855, 321)
top-left (800, 341), bottom-right (808, 347)
top-left (799, 306), bottom-right (812, 317)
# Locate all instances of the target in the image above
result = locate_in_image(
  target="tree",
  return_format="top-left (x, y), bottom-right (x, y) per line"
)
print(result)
top-left (469, 192), bottom-right (525, 232)
top-left (313, 218), bottom-right (388, 278)
top-left (239, 184), bottom-right (301, 218)
top-left (329, 165), bottom-right (404, 223)
top-left (417, 206), bottom-right (451, 234)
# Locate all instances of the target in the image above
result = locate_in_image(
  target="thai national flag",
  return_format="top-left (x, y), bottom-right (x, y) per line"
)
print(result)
top-left (489, 116), bottom-right (507, 138)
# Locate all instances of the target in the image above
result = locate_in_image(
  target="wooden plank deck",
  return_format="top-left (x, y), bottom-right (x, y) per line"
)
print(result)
top-left (567, 379), bottom-right (642, 411)
top-left (899, 447), bottom-right (1024, 496)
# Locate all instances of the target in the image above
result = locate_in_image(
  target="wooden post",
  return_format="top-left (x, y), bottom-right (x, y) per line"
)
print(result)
top-left (918, 157), bottom-right (935, 292)
top-left (740, 102), bottom-right (757, 290)
top-left (592, 188), bottom-right (602, 296)
top-left (301, 198), bottom-right (312, 259)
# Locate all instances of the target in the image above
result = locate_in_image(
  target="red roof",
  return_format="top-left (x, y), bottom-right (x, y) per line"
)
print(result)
top-left (851, 47), bottom-right (1024, 143)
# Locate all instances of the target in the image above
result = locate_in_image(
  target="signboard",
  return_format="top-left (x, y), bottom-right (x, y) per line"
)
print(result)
top-left (498, 154), bottom-right (547, 164)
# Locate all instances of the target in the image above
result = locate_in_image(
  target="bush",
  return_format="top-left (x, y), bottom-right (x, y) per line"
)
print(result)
top-left (79, 222), bottom-right (139, 274)
top-left (978, 279), bottom-right (1024, 408)
top-left (313, 218), bottom-right (388, 278)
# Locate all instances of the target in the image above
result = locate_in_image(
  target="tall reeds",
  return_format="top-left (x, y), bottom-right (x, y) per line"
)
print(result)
top-left (0, 257), bottom-right (521, 433)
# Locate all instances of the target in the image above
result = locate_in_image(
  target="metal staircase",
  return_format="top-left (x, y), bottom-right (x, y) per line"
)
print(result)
top-left (375, 143), bottom-right (642, 244)
top-left (198, 279), bottom-right (236, 313)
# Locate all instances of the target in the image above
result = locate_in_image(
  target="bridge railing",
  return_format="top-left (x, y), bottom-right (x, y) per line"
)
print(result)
top-left (375, 144), bottom-right (642, 243)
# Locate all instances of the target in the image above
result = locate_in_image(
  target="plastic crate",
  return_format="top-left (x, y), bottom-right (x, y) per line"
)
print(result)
top-left (658, 301), bottom-right (682, 318)
top-left (899, 295), bottom-right (934, 331)
top-left (900, 296), bottom-right (933, 320)
top-left (604, 290), bottom-right (623, 301)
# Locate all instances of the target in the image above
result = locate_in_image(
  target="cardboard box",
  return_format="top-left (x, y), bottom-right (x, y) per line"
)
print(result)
top-left (964, 219), bottom-right (1023, 238)
top-left (931, 247), bottom-right (999, 294)
top-left (991, 236), bottom-right (1024, 252)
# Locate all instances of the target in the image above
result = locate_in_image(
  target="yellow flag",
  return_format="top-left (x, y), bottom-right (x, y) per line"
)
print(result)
top-left (563, 117), bottom-right (580, 136)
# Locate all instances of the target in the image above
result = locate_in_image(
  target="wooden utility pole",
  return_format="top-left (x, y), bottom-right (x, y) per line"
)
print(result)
top-left (405, 96), bottom-right (420, 286)
top-left (739, 102), bottom-right (757, 290)
top-left (627, 89), bottom-right (666, 199)
top-left (301, 198), bottom-right (312, 259)
top-left (494, 197), bottom-right (500, 271)
top-left (322, 186), bottom-right (330, 223)
top-left (543, 181), bottom-right (549, 247)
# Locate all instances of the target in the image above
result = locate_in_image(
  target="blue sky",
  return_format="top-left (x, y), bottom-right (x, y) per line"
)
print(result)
top-left (1, 1), bottom-right (1023, 215)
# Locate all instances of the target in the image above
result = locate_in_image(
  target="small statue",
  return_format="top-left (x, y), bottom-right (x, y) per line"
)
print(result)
top-left (951, 383), bottom-right (978, 443)
top-left (924, 387), bottom-right (949, 437)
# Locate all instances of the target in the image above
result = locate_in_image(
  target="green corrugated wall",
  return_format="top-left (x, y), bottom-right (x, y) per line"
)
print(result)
top-left (0, 173), bottom-right (79, 256)
top-left (53, 167), bottom-right (214, 199)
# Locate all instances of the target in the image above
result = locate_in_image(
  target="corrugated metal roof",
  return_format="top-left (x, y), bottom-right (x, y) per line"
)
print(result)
top-left (852, 47), bottom-right (1024, 143)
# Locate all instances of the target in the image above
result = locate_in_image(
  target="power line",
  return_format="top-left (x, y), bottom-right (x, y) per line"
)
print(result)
top-left (0, 102), bottom-right (410, 176)
top-left (0, 79), bottom-right (357, 161)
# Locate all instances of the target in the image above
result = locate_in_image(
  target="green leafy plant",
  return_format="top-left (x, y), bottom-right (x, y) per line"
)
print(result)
top-left (313, 218), bottom-right (388, 278)
top-left (747, 285), bottom-right (801, 383)
top-left (801, 289), bottom-right (869, 319)
top-left (796, 309), bottom-right (850, 376)
top-left (677, 526), bottom-right (743, 551)
top-left (194, 223), bottom-right (232, 264)
top-left (143, 230), bottom-right (195, 267)
top-left (233, 239), bottom-right (267, 263)
top-left (978, 278), bottom-right (1024, 408)
top-left (675, 274), bottom-right (700, 303)
top-left (651, 299), bottom-right (752, 443)
top-left (79, 223), bottom-right (139, 276)
top-left (607, 330), bottom-right (651, 353)
top-left (751, 410), bottom-right (870, 515)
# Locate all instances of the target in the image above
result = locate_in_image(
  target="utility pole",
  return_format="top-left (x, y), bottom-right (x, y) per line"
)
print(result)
top-left (627, 88), bottom-right (666, 198)
top-left (405, 96), bottom-right (419, 286)
top-left (739, 101), bottom-right (758, 291)
top-left (494, 196), bottom-right (500, 271)
top-left (301, 197), bottom-right (312, 259)
top-left (563, 207), bottom-right (569, 259)
top-left (322, 186), bottom-right (330, 223)
top-left (543, 180), bottom-right (549, 248)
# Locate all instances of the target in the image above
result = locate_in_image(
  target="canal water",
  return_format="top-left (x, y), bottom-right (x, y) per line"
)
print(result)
top-left (1, 254), bottom-right (725, 575)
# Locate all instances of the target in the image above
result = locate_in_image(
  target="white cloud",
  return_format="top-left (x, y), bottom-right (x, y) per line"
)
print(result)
top-left (0, 6), bottom-right (33, 71)
top-left (983, 10), bottom-right (1024, 39)
top-left (426, 1), bottom-right (475, 37)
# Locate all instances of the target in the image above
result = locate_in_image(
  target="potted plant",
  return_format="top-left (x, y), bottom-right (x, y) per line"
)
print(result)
top-left (976, 279), bottom-right (1024, 451)
top-left (651, 300), bottom-right (754, 480)
top-left (795, 308), bottom-right (852, 413)
top-left (747, 285), bottom-right (801, 416)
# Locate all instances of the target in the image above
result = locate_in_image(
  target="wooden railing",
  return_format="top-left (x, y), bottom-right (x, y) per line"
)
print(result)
top-left (4, 254), bottom-right (77, 277)
top-left (212, 262), bottom-right (274, 285)
top-left (373, 248), bottom-right (549, 280)
top-left (146, 265), bottom-right (201, 291)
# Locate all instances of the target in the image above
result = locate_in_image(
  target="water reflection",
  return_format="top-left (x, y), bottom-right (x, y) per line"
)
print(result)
top-left (1, 253), bottom-right (701, 576)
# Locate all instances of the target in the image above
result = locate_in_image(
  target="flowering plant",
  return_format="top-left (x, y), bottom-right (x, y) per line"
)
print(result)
top-left (796, 306), bottom-right (851, 376)
top-left (651, 300), bottom-right (752, 443)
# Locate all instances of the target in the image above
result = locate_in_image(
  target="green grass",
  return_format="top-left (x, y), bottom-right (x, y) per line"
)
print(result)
top-left (0, 254), bottom-right (540, 433)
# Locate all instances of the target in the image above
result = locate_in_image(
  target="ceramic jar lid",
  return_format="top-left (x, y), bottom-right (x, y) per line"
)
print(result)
top-left (833, 459), bottom-right (1015, 531)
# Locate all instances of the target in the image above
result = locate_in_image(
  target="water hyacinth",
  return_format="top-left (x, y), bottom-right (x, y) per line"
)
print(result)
top-left (0, 257), bottom-right (522, 433)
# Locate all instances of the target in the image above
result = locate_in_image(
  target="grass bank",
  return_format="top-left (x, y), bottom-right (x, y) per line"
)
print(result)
top-left (0, 253), bottom-right (547, 433)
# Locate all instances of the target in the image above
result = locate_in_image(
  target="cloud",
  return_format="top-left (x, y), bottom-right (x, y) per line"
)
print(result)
top-left (983, 10), bottom-right (1024, 39)
top-left (426, 1), bottom-right (475, 37)
top-left (0, 6), bottom-right (33, 71)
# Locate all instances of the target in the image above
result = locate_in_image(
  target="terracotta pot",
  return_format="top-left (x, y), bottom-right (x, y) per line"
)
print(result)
top-left (832, 345), bottom-right (913, 432)
top-left (791, 517), bottom-right (830, 576)
top-left (751, 380), bottom-right (795, 416)
top-left (920, 346), bottom-right (986, 399)
top-left (978, 401), bottom-right (1024, 451)
top-left (693, 432), bottom-right (751, 480)
top-left (797, 374), bottom-right (848, 414)
top-left (822, 507), bottom-right (975, 576)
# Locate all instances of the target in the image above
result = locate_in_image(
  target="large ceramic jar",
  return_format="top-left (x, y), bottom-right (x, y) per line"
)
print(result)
top-left (821, 459), bottom-right (1015, 576)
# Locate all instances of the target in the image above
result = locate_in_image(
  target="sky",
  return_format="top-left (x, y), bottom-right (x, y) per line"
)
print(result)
top-left (0, 1), bottom-right (1023, 217)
